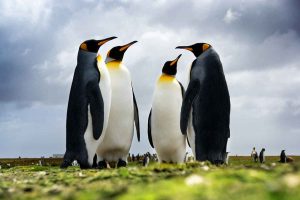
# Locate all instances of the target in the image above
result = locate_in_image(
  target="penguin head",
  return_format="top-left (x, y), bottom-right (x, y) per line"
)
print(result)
top-left (106, 41), bottom-right (138, 62)
top-left (176, 43), bottom-right (211, 57)
top-left (162, 54), bottom-right (182, 76)
top-left (79, 36), bottom-right (117, 53)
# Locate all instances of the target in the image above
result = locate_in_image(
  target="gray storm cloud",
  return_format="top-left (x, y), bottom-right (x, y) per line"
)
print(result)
top-left (0, 0), bottom-right (299, 157)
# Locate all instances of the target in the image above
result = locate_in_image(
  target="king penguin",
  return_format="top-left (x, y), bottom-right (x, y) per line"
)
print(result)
top-left (61, 36), bottom-right (117, 169)
top-left (176, 43), bottom-right (230, 164)
top-left (148, 54), bottom-right (187, 163)
top-left (96, 41), bottom-right (140, 168)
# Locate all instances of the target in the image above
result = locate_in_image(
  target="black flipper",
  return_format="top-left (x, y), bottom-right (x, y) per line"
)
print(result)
top-left (180, 80), bottom-right (200, 135)
top-left (178, 81), bottom-right (185, 97)
top-left (148, 109), bottom-right (154, 148)
top-left (87, 81), bottom-right (104, 140)
top-left (132, 87), bottom-right (140, 141)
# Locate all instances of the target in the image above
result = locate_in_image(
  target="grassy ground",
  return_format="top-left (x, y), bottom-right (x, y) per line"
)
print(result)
top-left (0, 157), bottom-right (300, 200)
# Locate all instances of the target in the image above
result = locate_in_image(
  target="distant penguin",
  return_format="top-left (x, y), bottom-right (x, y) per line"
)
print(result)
top-left (143, 154), bottom-right (150, 167)
top-left (97, 41), bottom-right (140, 168)
top-left (177, 43), bottom-right (230, 165)
top-left (61, 36), bottom-right (117, 169)
top-left (280, 150), bottom-right (287, 163)
top-left (148, 54), bottom-right (187, 163)
top-left (259, 148), bottom-right (265, 163)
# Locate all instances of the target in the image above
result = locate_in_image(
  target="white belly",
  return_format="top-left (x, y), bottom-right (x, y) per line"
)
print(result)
top-left (187, 63), bottom-right (196, 157)
top-left (84, 60), bottom-right (111, 166)
top-left (151, 80), bottom-right (186, 163)
top-left (188, 109), bottom-right (196, 156)
top-left (97, 65), bottom-right (134, 162)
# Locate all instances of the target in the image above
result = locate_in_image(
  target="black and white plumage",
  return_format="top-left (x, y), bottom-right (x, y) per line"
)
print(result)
top-left (61, 37), bottom-right (116, 169)
top-left (96, 41), bottom-right (140, 168)
top-left (147, 55), bottom-right (187, 163)
top-left (177, 43), bottom-right (230, 165)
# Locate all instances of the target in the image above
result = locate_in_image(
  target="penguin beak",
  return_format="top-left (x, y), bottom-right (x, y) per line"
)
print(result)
top-left (175, 45), bottom-right (193, 52)
top-left (97, 36), bottom-right (117, 46)
top-left (170, 54), bottom-right (182, 66)
top-left (119, 41), bottom-right (138, 52)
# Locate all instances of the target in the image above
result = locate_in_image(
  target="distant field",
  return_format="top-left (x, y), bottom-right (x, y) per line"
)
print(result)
top-left (0, 156), bottom-right (300, 200)
top-left (1, 156), bottom-right (299, 166)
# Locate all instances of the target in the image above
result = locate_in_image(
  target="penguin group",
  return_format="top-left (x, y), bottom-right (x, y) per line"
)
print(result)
top-left (61, 37), bottom-right (230, 169)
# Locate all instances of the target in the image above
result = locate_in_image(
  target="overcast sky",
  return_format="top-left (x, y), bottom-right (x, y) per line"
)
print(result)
top-left (0, 0), bottom-right (299, 157)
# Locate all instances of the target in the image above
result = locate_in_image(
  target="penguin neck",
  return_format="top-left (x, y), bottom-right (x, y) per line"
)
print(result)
top-left (198, 47), bottom-right (214, 59)
top-left (105, 56), bottom-right (123, 68)
top-left (77, 50), bottom-right (97, 66)
top-left (96, 55), bottom-right (105, 67)
top-left (159, 73), bottom-right (176, 82)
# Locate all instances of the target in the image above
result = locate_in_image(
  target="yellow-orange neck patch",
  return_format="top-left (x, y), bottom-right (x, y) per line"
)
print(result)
top-left (159, 74), bottom-right (175, 82)
top-left (106, 60), bottom-right (122, 68)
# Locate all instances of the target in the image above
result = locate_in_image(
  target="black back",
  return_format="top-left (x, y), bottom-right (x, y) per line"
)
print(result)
top-left (61, 50), bottom-right (104, 169)
top-left (181, 48), bottom-right (230, 164)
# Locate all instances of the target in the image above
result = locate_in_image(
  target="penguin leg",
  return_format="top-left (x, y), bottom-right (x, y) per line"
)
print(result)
top-left (117, 159), bottom-right (127, 168)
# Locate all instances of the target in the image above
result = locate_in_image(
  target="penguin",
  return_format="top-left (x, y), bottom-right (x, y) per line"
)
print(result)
top-left (61, 36), bottom-right (117, 169)
top-left (143, 153), bottom-right (150, 167)
top-left (280, 150), bottom-right (287, 163)
top-left (96, 41), bottom-right (140, 168)
top-left (147, 54), bottom-right (187, 163)
top-left (176, 43), bottom-right (230, 165)
top-left (259, 148), bottom-right (265, 163)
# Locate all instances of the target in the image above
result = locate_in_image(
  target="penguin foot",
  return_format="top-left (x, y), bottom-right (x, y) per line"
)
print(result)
top-left (213, 160), bottom-right (224, 166)
top-left (117, 159), bottom-right (127, 168)
top-left (97, 160), bottom-right (107, 169)
top-left (79, 163), bottom-right (90, 169)
top-left (60, 160), bottom-right (71, 169)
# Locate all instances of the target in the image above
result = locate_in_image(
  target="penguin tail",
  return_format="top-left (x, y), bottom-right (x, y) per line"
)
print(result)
top-left (180, 80), bottom-right (200, 135)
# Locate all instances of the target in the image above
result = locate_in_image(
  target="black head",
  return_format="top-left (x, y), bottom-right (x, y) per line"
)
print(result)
top-left (162, 54), bottom-right (182, 76)
top-left (79, 36), bottom-right (117, 53)
top-left (176, 43), bottom-right (211, 57)
top-left (107, 41), bottom-right (138, 61)
top-left (262, 148), bottom-right (265, 151)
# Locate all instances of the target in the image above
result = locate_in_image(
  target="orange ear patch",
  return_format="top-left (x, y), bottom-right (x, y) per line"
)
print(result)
top-left (80, 43), bottom-right (88, 50)
top-left (203, 43), bottom-right (210, 51)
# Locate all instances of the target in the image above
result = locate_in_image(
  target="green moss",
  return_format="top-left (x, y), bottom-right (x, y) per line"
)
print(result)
top-left (0, 158), bottom-right (299, 199)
